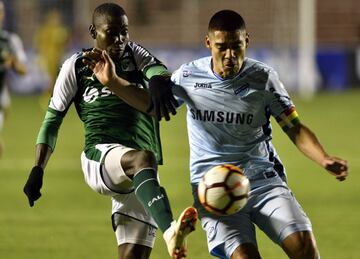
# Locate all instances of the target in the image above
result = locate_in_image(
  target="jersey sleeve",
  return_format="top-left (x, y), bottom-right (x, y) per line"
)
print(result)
top-left (171, 66), bottom-right (182, 85)
top-left (266, 70), bottom-right (300, 132)
top-left (129, 42), bottom-right (167, 79)
top-left (170, 65), bottom-right (186, 107)
top-left (145, 65), bottom-right (169, 79)
top-left (49, 55), bottom-right (78, 112)
top-left (36, 55), bottom-right (78, 150)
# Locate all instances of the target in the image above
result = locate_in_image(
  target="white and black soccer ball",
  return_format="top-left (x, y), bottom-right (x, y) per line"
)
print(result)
top-left (198, 164), bottom-right (250, 216)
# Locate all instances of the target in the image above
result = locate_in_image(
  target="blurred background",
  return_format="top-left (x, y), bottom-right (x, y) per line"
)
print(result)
top-left (2, 0), bottom-right (360, 96)
top-left (0, 1), bottom-right (359, 259)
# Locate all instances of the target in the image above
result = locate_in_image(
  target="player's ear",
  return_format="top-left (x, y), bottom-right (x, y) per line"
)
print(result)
top-left (205, 34), bottom-right (211, 49)
top-left (89, 24), bottom-right (97, 39)
top-left (245, 33), bottom-right (250, 48)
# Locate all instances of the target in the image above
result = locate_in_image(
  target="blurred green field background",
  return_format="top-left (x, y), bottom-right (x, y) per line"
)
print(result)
top-left (0, 90), bottom-right (359, 259)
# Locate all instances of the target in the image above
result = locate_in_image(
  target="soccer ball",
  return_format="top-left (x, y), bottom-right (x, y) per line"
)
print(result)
top-left (198, 164), bottom-right (250, 216)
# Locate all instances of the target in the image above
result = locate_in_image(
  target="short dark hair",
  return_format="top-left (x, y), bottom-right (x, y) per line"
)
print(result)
top-left (92, 3), bottom-right (126, 25)
top-left (208, 10), bottom-right (246, 32)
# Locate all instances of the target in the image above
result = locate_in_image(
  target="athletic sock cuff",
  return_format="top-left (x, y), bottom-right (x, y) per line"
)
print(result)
top-left (133, 168), bottom-right (158, 193)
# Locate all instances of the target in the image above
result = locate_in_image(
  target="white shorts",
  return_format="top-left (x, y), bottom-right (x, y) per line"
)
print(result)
top-left (113, 212), bottom-right (157, 247)
top-left (0, 86), bottom-right (10, 110)
top-left (80, 143), bottom-right (157, 246)
top-left (192, 176), bottom-right (312, 258)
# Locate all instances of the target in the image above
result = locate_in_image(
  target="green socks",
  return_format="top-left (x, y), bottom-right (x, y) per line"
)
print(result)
top-left (133, 168), bottom-right (173, 232)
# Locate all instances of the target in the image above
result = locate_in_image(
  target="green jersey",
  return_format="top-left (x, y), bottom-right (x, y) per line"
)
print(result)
top-left (37, 42), bottom-right (164, 163)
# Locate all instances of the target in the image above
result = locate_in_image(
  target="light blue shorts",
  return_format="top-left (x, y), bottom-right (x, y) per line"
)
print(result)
top-left (192, 176), bottom-right (312, 259)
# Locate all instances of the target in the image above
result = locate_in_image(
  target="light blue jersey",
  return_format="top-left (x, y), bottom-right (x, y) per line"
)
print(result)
top-left (171, 56), bottom-right (297, 184)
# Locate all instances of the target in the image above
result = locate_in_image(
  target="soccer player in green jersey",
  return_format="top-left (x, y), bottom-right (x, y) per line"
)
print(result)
top-left (23, 3), bottom-right (197, 259)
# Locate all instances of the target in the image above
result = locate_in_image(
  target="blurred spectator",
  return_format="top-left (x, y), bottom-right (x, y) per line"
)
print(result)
top-left (33, 8), bottom-right (69, 94)
top-left (0, 0), bottom-right (27, 157)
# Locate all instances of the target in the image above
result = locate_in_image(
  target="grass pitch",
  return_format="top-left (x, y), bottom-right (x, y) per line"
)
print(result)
top-left (0, 89), bottom-right (359, 259)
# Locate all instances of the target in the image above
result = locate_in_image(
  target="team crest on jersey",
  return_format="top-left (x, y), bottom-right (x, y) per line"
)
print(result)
top-left (120, 58), bottom-right (135, 71)
top-left (183, 70), bottom-right (191, 77)
top-left (234, 83), bottom-right (249, 97)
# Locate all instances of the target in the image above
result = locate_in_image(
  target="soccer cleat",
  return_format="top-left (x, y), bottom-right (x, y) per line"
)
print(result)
top-left (163, 207), bottom-right (198, 258)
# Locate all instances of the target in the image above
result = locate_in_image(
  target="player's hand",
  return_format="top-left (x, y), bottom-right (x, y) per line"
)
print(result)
top-left (23, 166), bottom-right (44, 207)
top-left (147, 75), bottom-right (178, 121)
top-left (323, 156), bottom-right (348, 181)
top-left (82, 48), bottom-right (116, 86)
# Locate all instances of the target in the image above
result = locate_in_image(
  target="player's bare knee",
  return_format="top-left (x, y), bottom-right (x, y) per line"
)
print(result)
top-left (121, 150), bottom-right (157, 178)
top-left (283, 231), bottom-right (318, 259)
top-left (132, 150), bottom-right (157, 171)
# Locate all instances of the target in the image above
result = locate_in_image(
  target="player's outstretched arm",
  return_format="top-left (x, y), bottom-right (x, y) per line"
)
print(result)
top-left (23, 144), bottom-right (52, 207)
top-left (286, 123), bottom-right (348, 181)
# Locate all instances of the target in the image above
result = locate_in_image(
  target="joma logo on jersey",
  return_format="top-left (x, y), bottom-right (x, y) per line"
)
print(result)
top-left (148, 194), bottom-right (164, 207)
top-left (83, 86), bottom-right (112, 103)
top-left (194, 83), bottom-right (212, 89)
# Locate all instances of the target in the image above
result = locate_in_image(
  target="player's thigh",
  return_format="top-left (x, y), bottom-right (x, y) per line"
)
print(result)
top-left (118, 243), bottom-right (151, 259)
top-left (253, 184), bottom-right (312, 245)
top-left (120, 149), bottom-right (157, 174)
top-left (105, 146), bottom-right (157, 175)
top-left (81, 144), bottom-right (135, 195)
top-left (192, 184), bottom-right (259, 258)
top-left (104, 146), bottom-right (158, 190)
top-left (281, 230), bottom-right (319, 259)
top-left (103, 145), bottom-right (136, 191)
top-left (231, 244), bottom-right (261, 259)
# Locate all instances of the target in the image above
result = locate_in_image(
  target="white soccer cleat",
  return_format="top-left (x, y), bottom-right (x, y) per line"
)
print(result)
top-left (163, 207), bottom-right (198, 258)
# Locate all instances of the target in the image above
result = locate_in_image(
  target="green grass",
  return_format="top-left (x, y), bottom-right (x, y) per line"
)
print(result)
top-left (1, 89), bottom-right (359, 259)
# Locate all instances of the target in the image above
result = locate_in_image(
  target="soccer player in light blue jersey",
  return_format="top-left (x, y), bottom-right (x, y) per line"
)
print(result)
top-left (83, 9), bottom-right (348, 259)
top-left (23, 3), bottom-right (197, 259)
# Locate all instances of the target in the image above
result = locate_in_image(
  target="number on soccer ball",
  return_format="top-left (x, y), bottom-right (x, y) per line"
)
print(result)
top-left (198, 164), bottom-right (250, 215)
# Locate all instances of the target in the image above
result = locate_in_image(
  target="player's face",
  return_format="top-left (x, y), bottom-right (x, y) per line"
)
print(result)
top-left (206, 29), bottom-right (249, 79)
top-left (91, 14), bottom-right (129, 59)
